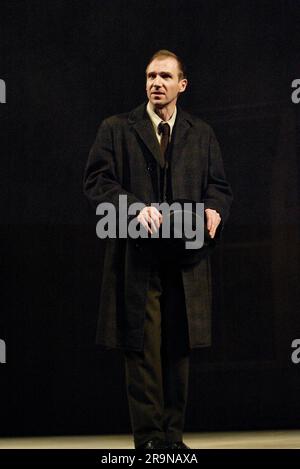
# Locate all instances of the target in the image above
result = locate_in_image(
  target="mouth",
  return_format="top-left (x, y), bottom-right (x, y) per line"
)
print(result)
top-left (152, 92), bottom-right (165, 96)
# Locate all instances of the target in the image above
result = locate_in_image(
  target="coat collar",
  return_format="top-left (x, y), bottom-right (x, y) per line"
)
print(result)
top-left (128, 101), bottom-right (194, 168)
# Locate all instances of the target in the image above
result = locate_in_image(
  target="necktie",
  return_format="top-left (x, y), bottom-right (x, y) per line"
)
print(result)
top-left (158, 122), bottom-right (170, 167)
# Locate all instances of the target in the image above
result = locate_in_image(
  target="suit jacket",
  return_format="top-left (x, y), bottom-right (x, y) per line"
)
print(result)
top-left (83, 101), bottom-right (233, 351)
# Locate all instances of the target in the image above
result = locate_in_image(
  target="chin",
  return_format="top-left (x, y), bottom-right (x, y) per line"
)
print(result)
top-left (151, 98), bottom-right (166, 107)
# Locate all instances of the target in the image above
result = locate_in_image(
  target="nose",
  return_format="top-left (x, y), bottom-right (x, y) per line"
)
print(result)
top-left (153, 76), bottom-right (162, 88)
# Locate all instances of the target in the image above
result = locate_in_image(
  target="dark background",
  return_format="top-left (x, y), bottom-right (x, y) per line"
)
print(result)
top-left (1, 0), bottom-right (300, 437)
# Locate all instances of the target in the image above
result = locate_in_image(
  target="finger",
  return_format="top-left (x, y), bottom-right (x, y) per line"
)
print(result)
top-left (151, 213), bottom-right (160, 230)
top-left (212, 217), bottom-right (220, 232)
top-left (149, 208), bottom-right (161, 229)
top-left (150, 218), bottom-right (157, 234)
top-left (144, 212), bottom-right (151, 225)
top-left (144, 215), bottom-right (153, 234)
top-left (206, 215), bottom-right (212, 231)
top-left (139, 214), bottom-right (153, 234)
top-left (210, 221), bottom-right (218, 238)
top-left (146, 214), bottom-right (155, 234)
top-left (141, 218), bottom-right (151, 234)
top-left (155, 211), bottom-right (163, 226)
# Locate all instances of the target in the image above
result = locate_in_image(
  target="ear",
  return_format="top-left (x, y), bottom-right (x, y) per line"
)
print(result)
top-left (179, 79), bottom-right (188, 93)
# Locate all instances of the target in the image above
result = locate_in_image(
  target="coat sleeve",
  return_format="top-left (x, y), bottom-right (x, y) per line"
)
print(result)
top-left (203, 127), bottom-right (233, 239)
top-left (83, 119), bottom-right (144, 224)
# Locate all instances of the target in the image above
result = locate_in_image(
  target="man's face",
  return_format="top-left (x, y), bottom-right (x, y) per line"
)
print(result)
top-left (146, 57), bottom-right (187, 108)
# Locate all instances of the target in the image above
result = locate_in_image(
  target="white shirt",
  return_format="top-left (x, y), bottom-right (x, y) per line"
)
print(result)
top-left (146, 101), bottom-right (177, 144)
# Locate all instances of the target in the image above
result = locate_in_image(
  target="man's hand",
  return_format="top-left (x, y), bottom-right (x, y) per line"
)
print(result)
top-left (137, 206), bottom-right (163, 235)
top-left (205, 208), bottom-right (221, 238)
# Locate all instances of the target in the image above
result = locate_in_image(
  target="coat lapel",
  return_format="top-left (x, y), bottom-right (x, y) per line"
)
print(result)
top-left (128, 102), bottom-right (194, 169)
top-left (128, 102), bottom-right (164, 167)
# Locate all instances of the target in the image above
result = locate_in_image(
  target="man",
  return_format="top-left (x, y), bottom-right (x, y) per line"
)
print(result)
top-left (83, 50), bottom-right (233, 449)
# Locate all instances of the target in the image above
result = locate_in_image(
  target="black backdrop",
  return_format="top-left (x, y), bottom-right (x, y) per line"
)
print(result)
top-left (1, 0), bottom-right (300, 437)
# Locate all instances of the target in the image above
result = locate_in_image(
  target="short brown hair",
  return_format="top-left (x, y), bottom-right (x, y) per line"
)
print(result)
top-left (146, 49), bottom-right (187, 80)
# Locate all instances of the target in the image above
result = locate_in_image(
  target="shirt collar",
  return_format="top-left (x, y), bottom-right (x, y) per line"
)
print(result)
top-left (146, 101), bottom-right (177, 136)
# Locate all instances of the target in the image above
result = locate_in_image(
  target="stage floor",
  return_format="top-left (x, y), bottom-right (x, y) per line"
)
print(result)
top-left (0, 430), bottom-right (299, 449)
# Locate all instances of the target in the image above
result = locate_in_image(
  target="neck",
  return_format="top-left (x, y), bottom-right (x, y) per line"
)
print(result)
top-left (153, 100), bottom-right (176, 121)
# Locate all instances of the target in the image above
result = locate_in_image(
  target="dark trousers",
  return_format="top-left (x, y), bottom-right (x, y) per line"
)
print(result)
top-left (123, 261), bottom-right (190, 448)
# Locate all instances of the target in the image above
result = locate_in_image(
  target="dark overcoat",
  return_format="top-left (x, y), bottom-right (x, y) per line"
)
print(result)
top-left (83, 101), bottom-right (233, 351)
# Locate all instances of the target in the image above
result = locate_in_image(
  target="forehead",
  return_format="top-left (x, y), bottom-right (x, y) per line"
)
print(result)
top-left (147, 57), bottom-right (180, 75)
